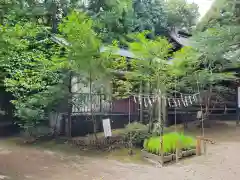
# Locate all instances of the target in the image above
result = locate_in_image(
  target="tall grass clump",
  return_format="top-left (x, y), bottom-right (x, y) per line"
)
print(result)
top-left (143, 132), bottom-right (196, 155)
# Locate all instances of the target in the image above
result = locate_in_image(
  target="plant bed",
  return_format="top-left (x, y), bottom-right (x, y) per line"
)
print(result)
top-left (142, 132), bottom-right (197, 164)
top-left (181, 148), bottom-right (196, 157)
top-left (142, 148), bottom-right (196, 165)
top-left (141, 149), bottom-right (173, 164)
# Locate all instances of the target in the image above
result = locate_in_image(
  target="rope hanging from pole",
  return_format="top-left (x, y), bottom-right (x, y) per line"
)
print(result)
top-left (132, 93), bottom-right (200, 108)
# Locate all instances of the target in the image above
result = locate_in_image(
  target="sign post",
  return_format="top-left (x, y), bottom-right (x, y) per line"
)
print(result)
top-left (102, 118), bottom-right (112, 137)
top-left (197, 110), bottom-right (203, 120)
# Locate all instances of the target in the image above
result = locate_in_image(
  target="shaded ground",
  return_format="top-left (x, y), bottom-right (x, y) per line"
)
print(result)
top-left (1, 121), bottom-right (240, 180)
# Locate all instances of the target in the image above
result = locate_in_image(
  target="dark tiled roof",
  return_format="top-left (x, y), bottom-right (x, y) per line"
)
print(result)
top-left (50, 33), bottom-right (189, 59)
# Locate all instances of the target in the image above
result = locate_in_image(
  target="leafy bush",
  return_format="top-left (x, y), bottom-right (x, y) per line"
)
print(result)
top-left (121, 122), bottom-right (153, 147)
top-left (21, 126), bottom-right (54, 139)
top-left (143, 132), bottom-right (196, 155)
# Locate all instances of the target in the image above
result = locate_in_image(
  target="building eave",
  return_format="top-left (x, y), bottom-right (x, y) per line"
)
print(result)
top-left (169, 29), bottom-right (191, 47)
top-left (49, 34), bottom-right (188, 68)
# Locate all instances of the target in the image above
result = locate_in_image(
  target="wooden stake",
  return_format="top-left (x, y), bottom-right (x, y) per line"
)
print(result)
top-left (196, 136), bottom-right (201, 156)
top-left (160, 138), bottom-right (164, 165)
top-left (203, 141), bottom-right (207, 155)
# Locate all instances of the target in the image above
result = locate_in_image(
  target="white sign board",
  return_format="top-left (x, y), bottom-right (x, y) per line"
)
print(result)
top-left (197, 111), bottom-right (202, 119)
top-left (238, 87), bottom-right (240, 108)
top-left (102, 118), bottom-right (112, 137)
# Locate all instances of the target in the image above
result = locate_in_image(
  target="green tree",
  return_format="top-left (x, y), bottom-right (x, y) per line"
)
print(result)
top-left (58, 11), bottom-right (111, 137)
top-left (126, 31), bottom-right (173, 131)
top-left (0, 0), bottom-right (82, 32)
top-left (0, 11), bottom-right (109, 137)
top-left (87, 0), bottom-right (136, 43)
top-left (132, 0), bottom-right (167, 36)
top-left (58, 11), bottom-right (103, 73)
top-left (170, 25), bottom-right (239, 119)
top-left (107, 54), bottom-right (134, 98)
top-left (86, 0), bottom-right (169, 43)
top-left (196, 0), bottom-right (240, 32)
top-left (165, 0), bottom-right (199, 31)
top-left (0, 21), bottom-right (63, 131)
top-left (127, 31), bottom-right (173, 91)
top-left (169, 0), bottom-right (240, 125)
top-left (86, 0), bottom-right (199, 43)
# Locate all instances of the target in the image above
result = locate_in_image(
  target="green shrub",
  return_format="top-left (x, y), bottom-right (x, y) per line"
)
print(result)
top-left (143, 132), bottom-right (196, 155)
top-left (122, 122), bottom-right (153, 147)
top-left (21, 126), bottom-right (53, 139)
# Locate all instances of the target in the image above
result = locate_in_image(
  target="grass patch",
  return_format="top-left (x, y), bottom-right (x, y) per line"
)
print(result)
top-left (33, 140), bottom-right (147, 164)
top-left (106, 148), bottom-right (147, 164)
top-left (0, 137), bottom-right (148, 164)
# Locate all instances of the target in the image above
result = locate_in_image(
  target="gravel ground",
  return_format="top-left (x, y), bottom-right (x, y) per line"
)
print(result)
top-left (1, 121), bottom-right (240, 180)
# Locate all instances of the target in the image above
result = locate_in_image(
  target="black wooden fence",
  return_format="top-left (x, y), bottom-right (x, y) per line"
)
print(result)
top-left (66, 93), bottom-right (238, 137)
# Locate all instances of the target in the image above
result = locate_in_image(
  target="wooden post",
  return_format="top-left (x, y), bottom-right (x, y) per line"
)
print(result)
top-left (160, 137), bottom-right (164, 165)
top-left (196, 136), bottom-right (201, 156)
top-left (203, 141), bottom-right (207, 155)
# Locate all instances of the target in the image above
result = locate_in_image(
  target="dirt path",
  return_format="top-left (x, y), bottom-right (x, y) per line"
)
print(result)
top-left (1, 122), bottom-right (240, 180)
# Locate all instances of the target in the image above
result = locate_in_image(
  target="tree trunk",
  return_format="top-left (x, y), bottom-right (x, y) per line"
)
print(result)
top-left (148, 107), bottom-right (153, 133)
top-left (51, 1), bottom-right (58, 33)
top-left (139, 81), bottom-right (143, 123)
top-left (89, 71), bottom-right (97, 140)
top-left (67, 71), bottom-right (72, 138)
top-left (236, 87), bottom-right (240, 126)
top-left (203, 87), bottom-right (212, 129)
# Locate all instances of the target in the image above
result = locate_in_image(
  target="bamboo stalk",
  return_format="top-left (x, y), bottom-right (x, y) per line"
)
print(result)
top-left (176, 140), bottom-right (179, 163)
top-left (159, 95), bottom-right (164, 165)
